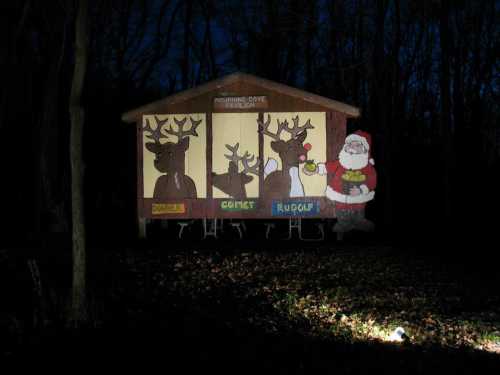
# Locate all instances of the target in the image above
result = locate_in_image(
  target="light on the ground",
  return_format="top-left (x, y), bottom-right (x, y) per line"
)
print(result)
top-left (388, 326), bottom-right (406, 342)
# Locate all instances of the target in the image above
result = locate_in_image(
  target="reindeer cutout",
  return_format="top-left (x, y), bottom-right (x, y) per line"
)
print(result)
top-left (144, 116), bottom-right (201, 199)
top-left (212, 143), bottom-right (259, 199)
top-left (259, 115), bottom-right (314, 199)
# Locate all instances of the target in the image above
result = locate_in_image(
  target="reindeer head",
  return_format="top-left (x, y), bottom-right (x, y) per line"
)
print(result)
top-left (212, 143), bottom-right (260, 199)
top-left (144, 116), bottom-right (201, 174)
top-left (259, 115), bottom-right (314, 169)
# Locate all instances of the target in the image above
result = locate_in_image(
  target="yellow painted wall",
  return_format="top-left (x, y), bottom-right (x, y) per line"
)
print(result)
top-left (142, 112), bottom-right (326, 199)
top-left (263, 112), bottom-right (327, 197)
top-left (212, 113), bottom-right (260, 198)
top-left (142, 114), bottom-right (207, 198)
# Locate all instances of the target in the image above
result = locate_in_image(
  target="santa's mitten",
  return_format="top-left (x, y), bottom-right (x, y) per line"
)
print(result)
top-left (317, 163), bottom-right (327, 176)
top-left (360, 184), bottom-right (370, 195)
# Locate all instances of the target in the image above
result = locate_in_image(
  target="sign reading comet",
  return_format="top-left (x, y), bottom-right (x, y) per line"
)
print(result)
top-left (220, 200), bottom-right (257, 211)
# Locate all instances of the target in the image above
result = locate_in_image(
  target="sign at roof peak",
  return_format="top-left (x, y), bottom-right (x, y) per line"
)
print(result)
top-left (213, 95), bottom-right (268, 110)
top-left (121, 72), bottom-right (360, 124)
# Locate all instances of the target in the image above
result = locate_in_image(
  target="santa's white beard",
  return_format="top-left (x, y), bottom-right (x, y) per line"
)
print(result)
top-left (339, 148), bottom-right (369, 170)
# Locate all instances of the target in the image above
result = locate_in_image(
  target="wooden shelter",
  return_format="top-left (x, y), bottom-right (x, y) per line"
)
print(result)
top-left (122, 72), bottom-right (360, 229)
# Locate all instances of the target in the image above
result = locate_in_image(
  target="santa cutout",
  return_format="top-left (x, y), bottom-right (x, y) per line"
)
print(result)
top-left (316, 130), bottom-right (377, 233)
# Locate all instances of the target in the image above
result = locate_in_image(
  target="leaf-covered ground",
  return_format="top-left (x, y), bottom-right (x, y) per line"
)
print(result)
top-left (2, 243), bottom-right (500, 372)
top-left (121, 245), bottom-right (499, 352)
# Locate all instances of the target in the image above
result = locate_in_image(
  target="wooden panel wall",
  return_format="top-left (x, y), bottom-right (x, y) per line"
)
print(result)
top-left (136, 82), bottom-right (349, 219)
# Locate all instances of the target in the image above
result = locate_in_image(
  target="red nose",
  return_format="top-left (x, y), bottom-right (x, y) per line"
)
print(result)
top-left (303, 143), bottom-right (312, 151)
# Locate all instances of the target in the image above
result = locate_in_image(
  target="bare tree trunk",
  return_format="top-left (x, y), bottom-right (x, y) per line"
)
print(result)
top-left (68, 0), bottom-right (88, 327)
top-left (195, 1), bottom-right (217, 83)
top-left (439, 0), bottom-right (453, 221)
top-left (182, 0), bottom-right (193, 89)
top-left (353, 0), bottom-right (364, 106)
top-left (282, 0), bottom-right (300, 85)
top-left (37, 25), bottom-right (68, 241)
top-left (304, 1), bottom-right (316, 91)
top-left (384, 0), bottom-right (401, 231)
top-left (371, 0), bottom-right (392, 230)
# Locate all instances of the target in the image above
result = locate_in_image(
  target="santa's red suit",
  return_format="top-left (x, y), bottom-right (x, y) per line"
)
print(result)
top-left (324, 160), bottom-right (376, 210)
top-left (321, 130), bottom-right (377, 211)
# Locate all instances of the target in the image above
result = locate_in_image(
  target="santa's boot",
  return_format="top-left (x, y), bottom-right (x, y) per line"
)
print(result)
top-left (333, 210), bottom-right (355, 233)
top-left (353, 209), bottom-right (374, 232)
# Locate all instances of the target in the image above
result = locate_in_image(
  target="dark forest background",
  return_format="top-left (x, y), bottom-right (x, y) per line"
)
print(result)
top-left (1, 0), bottom-right (499, 248)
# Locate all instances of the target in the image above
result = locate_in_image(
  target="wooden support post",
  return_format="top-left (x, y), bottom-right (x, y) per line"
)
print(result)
top-left (138, 217), bottom-right (147, 239)
top-left (160, 220), bottom-right (169, 230)
top-left (206, 112), bottom-right (213, 200)
top-left (264, 222), bottom-right (275, 239)
top-left (258, 112), bottom-right (264, 205)
top-left (286, 218), bottom-right (302, 240)
top-left (203, 218), bottom-right (218, 239)
top-left (177, 221), bottom-right (190, 239)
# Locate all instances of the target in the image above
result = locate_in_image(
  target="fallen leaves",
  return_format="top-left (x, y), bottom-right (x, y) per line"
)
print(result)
top-left (112, 247), bottom-right (500, 353)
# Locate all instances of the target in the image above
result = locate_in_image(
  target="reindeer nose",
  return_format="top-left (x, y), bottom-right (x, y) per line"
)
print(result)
top-left (304, 143), bottom-right (312, 151)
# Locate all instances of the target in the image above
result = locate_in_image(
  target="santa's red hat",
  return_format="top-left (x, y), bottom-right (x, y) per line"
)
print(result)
top-left (345, 130), bottom-right (375, 165)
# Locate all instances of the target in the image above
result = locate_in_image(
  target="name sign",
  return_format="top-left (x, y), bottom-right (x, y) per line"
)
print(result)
top-left (220, 200), bottom-right (257, 211)
top-left (213, 96), bottom-right (268, 110)
top-left (271, 200), bottom-right (320, 216)
top-left (152, 203), bottom-right (186, 214)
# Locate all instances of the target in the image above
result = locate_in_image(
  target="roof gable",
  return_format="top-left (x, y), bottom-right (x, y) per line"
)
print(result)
top-left (121, 72), bottom-right (360, 123)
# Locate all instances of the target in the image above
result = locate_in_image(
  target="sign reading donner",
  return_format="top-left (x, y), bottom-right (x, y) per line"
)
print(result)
top-left (213, 96), bottom-right (268, 110)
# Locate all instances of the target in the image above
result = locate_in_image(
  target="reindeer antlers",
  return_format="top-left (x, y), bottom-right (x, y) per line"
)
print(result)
top-left (258, 114), bottom-right (287, 141)
top-left (224, 143), bottom-right (242, 165)
top-left (241, 153), bottom-right (260, 176)
top-left (258, 114), bottom-right (314, 140)
top-left (144, 115), bottom-right (202, 144)
top-left (287, 116), bottom-right (314, 138)
top-left (164, 117), bottom-right (201, 141)
top-left (224, 143), bottom-right (260, 176)
top-left (144, 116), bottom-right (169, 144)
